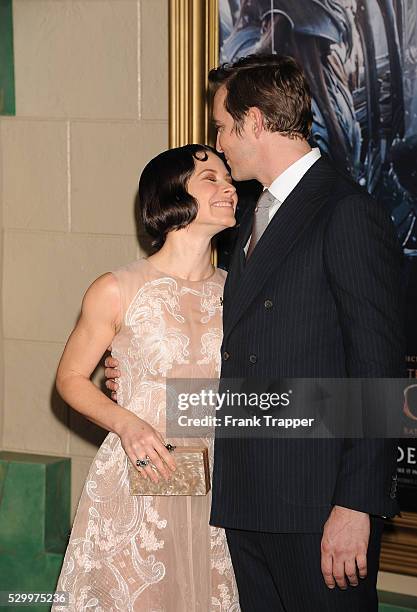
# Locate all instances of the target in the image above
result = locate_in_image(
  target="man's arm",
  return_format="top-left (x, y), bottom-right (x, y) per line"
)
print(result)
top-left (320, 193), bottom-right (404, 588)
top-left (324, 193), bottom-right (404, 512)
top-left (324, 193), bottom-right (404, 379)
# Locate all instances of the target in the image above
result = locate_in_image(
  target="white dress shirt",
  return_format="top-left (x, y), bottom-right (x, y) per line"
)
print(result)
top-left (244, 147), bottom-right (322, 253)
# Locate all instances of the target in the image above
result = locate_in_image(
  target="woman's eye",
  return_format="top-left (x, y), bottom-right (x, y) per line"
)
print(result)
top-left (206, 176), bottom-right (217, 182)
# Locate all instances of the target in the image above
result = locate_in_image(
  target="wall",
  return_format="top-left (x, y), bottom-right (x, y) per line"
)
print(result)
top-left (0, 0), bottom-right (168, 518)
top-left (0, 95), bottom-right (3, 450)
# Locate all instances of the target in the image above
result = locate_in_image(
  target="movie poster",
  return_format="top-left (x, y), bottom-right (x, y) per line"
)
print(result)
top-left (219, 0), bottom-right (417, 510)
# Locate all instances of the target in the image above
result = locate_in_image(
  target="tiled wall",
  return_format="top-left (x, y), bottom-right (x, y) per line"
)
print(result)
top-left (0, 0), bottom-right (168, 518)
top-left (0, 106), bottom-right (4, 452)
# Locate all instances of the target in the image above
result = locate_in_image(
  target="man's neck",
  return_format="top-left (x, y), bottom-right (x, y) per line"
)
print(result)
top-left (256, 136), bottom-right (312, 187)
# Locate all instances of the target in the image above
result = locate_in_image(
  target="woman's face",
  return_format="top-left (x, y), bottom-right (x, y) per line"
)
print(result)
top-left (187, 151), bottom-right (237, 234)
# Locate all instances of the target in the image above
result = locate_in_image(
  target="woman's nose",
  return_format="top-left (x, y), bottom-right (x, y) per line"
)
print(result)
top-left (223, 182), bottom-right (236, 195)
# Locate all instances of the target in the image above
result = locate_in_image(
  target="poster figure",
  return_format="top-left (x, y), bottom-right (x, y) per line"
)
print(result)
top-left (219, 0), bottom-right (417, 509)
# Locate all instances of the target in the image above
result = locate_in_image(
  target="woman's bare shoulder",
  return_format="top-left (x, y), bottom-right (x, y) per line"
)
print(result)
top-left (81, 273), bottom-right (121, 327)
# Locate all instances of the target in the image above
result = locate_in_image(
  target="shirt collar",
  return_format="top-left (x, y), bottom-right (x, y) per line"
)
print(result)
top-left (267, 147), bottom-right (321, 203)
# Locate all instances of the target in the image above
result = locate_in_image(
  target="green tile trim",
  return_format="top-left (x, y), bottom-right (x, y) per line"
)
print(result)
top-left (379, 590), bottom-right (417, 611)
top-left (0, 461), bottom-right (45, 554)
top-left (0, 453), bottom-right (71, 554)
top-left (45, 459), bottom-right (71, 553)
top-left (379, 605), bottom-right (417, 611)
top-left (0, 452), bottom-right (70, 601)
top-left (0, 452), bottom-right (66, 465)
top-left (0, 0), bottom-right (15, 115)
top-left (0, 551), bottom-right (64, 611)
top-left (0, 462), bottom-right (8, 509)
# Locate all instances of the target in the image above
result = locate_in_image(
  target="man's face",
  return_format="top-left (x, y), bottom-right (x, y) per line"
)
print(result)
top-left (212, 85), bottom-right (257, 181)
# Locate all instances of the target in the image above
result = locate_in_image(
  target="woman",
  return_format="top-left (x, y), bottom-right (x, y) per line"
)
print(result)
top-left (53, 145), bottom-right (240, 611)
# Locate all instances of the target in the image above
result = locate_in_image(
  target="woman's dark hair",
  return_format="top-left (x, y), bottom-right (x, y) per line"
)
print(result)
top-left (209, 54), bottom-right (313, 140)
top-left (138, 144), bottom-right (221, 249)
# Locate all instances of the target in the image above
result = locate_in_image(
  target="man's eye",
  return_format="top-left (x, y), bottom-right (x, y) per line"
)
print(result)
top-left (206, 176), bottom-right (217, 182)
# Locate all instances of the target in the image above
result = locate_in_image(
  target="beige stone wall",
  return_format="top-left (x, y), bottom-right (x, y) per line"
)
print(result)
top-left (0, 0), bottom-right (168, 518)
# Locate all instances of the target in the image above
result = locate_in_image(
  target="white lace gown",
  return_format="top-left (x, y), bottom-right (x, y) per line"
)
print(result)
top-left (53, 258), bottom-right (240, 612)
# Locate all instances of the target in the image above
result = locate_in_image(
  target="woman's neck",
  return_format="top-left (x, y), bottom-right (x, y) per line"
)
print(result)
top-left (148, 233), bottom-right (214, 282)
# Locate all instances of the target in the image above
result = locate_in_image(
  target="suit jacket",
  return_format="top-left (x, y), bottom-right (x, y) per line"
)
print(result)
top-left (210, 155), bottom-right (404, 533)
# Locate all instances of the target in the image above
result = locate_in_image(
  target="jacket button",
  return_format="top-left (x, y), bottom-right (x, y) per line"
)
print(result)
top-left (264, 299), bottom-right (273, 309)
top-left (223, 351), bottom-right (230, 361)
top-left (249, 354), bottom-right (257, 364)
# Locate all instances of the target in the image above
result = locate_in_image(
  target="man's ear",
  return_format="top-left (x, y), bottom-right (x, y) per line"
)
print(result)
top-left (248, 107), bottom-right (264, 138)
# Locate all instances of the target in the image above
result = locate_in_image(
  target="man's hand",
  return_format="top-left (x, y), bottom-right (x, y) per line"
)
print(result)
top-left (104, 354), bottom-right (120, 401)
top-left (321, 505), bottom-right (370, 589)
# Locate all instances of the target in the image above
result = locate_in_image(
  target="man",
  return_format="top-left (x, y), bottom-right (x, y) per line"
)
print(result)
top-left (106, 54), bottom-right (403, 611)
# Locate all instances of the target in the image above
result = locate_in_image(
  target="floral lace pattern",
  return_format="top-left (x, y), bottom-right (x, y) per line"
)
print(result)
top-left (54, 259), bottom-right (239, 611)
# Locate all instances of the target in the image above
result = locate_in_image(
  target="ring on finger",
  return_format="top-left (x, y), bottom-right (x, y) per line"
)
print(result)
top-left (136, 456), bottom-right (150, 468)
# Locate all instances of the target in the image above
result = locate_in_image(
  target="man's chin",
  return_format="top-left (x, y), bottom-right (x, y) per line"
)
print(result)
top-left (230, 167), bottom-right (251, 183)
top-left (230, 168), bottom-right (241, 181)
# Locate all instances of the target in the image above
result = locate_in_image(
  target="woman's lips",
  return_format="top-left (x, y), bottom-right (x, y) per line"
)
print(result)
top-left (211, 200), bottom-right (234, 208)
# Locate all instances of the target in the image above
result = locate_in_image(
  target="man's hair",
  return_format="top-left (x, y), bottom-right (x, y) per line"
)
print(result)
top-left (209, 54), bottom-right (313, 140)
top-left (138, 144), bottom-right (221, 249)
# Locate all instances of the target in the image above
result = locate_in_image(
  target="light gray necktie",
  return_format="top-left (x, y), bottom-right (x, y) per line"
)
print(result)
top-left (246, 189), bottom-right (276, 259)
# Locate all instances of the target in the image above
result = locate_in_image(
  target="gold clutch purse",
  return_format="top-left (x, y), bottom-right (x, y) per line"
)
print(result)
top-left (128, 446), bottom-right (210, 496)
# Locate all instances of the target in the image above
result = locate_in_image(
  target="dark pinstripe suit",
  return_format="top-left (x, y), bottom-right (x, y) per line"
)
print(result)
top-left (210, 156), bottom-right (404, 610)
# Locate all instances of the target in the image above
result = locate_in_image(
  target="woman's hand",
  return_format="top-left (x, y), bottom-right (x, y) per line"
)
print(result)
top-left (117, 413), bottom-right (176, 483)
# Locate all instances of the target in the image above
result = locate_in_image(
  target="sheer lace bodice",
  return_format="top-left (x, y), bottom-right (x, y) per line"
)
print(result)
top-left (54, 258), bottom-right (239, 612)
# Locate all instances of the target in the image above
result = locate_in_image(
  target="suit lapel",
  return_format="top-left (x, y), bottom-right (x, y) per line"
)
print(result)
top-left (222, 206), bottom-right (253, 322)
top-left (223, 157), bottom-right (336, 340)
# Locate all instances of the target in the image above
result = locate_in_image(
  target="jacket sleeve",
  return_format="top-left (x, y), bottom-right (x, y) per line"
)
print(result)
top-left (323, 193), bottom-right (404, 515)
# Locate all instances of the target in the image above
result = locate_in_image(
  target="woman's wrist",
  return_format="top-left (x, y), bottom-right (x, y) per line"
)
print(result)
top-left (111, 406), bottom-right (138, 437)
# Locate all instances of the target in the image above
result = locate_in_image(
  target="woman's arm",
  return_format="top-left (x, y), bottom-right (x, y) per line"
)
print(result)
top-left (56, 273), bottom-right (175, 482)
